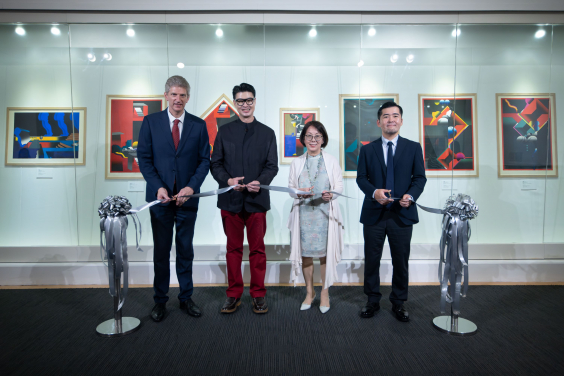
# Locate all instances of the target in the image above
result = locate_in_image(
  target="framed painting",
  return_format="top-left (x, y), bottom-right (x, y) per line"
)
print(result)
top-left (418, 94), bottom-right (479, 177)
top-left (339, 94), bottom-right (399, 178)
top-left (200, 94), bottom-right (239, 156)
top-left (105, 95), bottom-right (165, 179)
top-left (5, 107), bottom-right (86, 166)
top-left (496, 93), bottom-right (557, 178)
top-left (279, 107), bottom-right (320, 164)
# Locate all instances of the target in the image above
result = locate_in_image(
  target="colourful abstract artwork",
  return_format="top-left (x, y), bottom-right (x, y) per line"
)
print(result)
top-left (339, 94), bottom-right (399, 178)
top-left (496, 93), bottom-right (557, 177)
top-left (419, 94), bottom-right (478, 177)
top-left (5, 107), bottom-right (86, 166)
top-left (105, 95), bottom-right (165, 179)
top-left (201, 94), bottom-right (239, 156)
top-left (279, 108), bottom-right (320, 164)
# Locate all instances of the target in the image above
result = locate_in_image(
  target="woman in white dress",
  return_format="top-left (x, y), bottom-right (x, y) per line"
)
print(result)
top-left (287, 121), bottom-right (344, 313)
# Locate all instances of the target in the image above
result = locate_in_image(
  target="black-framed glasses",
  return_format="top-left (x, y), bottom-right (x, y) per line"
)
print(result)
top-left (234, 98), bottom-right (255, 106)
top-left (305, 135), bottom-right (323, 141)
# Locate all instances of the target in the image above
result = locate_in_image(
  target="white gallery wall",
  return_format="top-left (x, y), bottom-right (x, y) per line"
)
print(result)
top-left (0, 21), bottom-right (562, 285)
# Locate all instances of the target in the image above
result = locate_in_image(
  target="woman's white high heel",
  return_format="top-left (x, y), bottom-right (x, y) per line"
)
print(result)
top-left (319, 296), bottom-right (330, 313)
top-left (300, 293), bottom-right (316, 310)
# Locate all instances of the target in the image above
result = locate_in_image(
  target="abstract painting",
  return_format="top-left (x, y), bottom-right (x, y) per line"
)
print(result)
top-left (279, 108), bottom-right (320, 164)
top-left (105, 95), bottom-right (165, 179)
top-left (6, 107), bottom-right (86, 166)
top-left (496, 93), bottom-right (557, 177)
top-left (339, 94), bottom-right (399, 178)
top-left (200, 94), bottom-right (239, 156)
top-left (419, 94), bottom-right (478, 177)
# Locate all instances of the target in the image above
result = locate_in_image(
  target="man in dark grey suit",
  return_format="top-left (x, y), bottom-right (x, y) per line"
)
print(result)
top-left (356, 102), bottom-right (426, 322)
top-left (210, 83), bottom-right (279, 314)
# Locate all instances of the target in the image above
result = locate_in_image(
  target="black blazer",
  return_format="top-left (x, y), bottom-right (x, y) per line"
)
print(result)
top-left (137, 109), bottom-right (210, 209)
top-left (356, 136), bottom-right (426, 226)
top-left (210, 118), bottom-right (279, 213)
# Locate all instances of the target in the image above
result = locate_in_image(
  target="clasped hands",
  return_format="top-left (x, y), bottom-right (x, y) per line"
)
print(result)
top-left (373, 189), bottom-right (412, 208)
top-left (297, 186), bottom-right (333, 202)
top-left (228, 176), bottom-right (261, 193)
top-left (157, 186), bottom-right (194, 206)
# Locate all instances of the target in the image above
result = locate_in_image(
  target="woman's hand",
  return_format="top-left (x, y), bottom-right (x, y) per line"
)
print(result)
top-left (297, 186), bottom-right (314, 198)
top-left (321, 190), bottom-right (333, 202)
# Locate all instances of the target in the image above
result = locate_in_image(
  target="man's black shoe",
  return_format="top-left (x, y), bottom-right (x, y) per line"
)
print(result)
top-left (151, 303), bottom-right (167, 322)
top-left (392, 304), bottom-right (410, 322)
top-left (221, 297), bottom-right (241, 313)
top-left (359, 302), bottom-right (380, 318)
top-left (180, 299), bottom-right (202, 318)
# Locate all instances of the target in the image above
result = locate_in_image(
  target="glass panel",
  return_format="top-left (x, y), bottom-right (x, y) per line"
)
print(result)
top-left (0, 24), bottom-right (79, 255)
top-left (265, 24), bottom-right (362, 260)
top-left (69, 24), bottom-right (169, 261)
top-left (454, 24), bottom-right (552, 261)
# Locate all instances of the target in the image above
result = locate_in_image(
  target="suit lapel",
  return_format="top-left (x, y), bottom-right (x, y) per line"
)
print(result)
top-left (160, 109), bottom-right (175, 152)
top-left (176, 111), bottom-right (194, 154)
top-left (243, 120), bottom-right (257, 160)
top-left (373, 138), bottom-right (386, 176)
top-left (394, 136), bottom-right (406, 167)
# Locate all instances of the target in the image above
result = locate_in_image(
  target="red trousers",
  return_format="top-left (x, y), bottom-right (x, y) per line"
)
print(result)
top-left (221, 209), bottom-right (267, 298)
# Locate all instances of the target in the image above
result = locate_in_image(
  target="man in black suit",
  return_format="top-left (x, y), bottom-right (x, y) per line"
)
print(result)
top-left (210, 83), bottom-right (279, 314)
top-left (356, 102), bottom-right (426, 322)
top-left (137, 75), bottom-right (210, 322)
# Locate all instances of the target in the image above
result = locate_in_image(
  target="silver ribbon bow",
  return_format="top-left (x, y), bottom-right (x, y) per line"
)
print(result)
top-left (406, 194), bottom-right (478, 315)
top-left (98, 195), bottom-right (143, 311)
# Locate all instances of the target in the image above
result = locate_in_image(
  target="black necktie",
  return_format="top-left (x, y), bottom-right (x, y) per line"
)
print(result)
top-left (385, 141), bottom-right (394, 208)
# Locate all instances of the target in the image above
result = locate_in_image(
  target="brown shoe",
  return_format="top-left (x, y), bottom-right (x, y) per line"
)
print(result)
top-left (221, 297), bottom-right (241, 314)
top-left (252, 297), bottom-right (268, 314)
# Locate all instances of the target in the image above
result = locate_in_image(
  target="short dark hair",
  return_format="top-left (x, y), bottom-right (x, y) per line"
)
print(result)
top-left (300, 120), bottom-right (329, 149)
top-left (232, 83), bottom-right (256, 99)
top-left (377, 101), bottom-right (403, 119)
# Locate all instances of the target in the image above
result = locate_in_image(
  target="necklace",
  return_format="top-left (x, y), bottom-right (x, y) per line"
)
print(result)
top-left (306, 152), bottom-right (324, 190)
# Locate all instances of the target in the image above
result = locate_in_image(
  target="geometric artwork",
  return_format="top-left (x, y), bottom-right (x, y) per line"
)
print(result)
top-left (418, 94), bottom-right (479, 177)
top-left (339, 94), bottom-right (399, 178)
top-left (496, 93), bottom-right (557, 178)
top-left (279, 108), bottom-right (320, 164)
top-left (105, 95), bottom-right (165, 179)
top-left (5, 107), bottom-right (86, 166)
top-left (200, 94), bottom-right (239, 156)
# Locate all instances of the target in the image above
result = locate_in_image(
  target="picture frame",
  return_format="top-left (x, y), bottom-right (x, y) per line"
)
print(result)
top-left (418, 94), bottom-right (479, 178)
top-left (496, 93), bottom-right (557, 178)
top-left (200, 94), bottom-right (239, 156)
top-left (339, 94), bottom-right (399, 178)
top-left (105, 95), bottom-right (165, 179)
top-left (279, 107), bottom-right (320, 164)
top-left (5, 107), bottom-right (86, 166)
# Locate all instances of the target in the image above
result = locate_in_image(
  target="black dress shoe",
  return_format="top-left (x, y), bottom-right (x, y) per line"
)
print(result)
top-left (221, 297), bottom-right (241, 314)
top-left (180, 299), bottom-right (202, 318)
top-left (252, 297), bottom-right (268, 314)
top-left (392, 304), bottom-right (410, 322)
top-left (359, 301), bottom-right (380, 318)
top-left (151, 303), bottom-right (167, 322)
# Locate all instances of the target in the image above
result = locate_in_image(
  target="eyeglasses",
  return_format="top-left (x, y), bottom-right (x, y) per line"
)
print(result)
top-left (234, 98), bottom-right (255, 106)
top-left (305, 135), bottom-right (323, 141)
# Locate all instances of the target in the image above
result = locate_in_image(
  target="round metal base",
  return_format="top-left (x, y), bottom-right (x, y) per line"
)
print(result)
top-left (433, 316), bottom-right (477, 336)
top-left (96, 317), bottom-right (141, 337)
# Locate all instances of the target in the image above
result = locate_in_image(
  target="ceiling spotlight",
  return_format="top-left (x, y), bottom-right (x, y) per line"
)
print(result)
top-left (215, 28), bottom-right (224, 37)
top-left (368, 28), bottom-right (376, 37)
top-left (452, 28), bottom-right (461, 37)
top-left (358, 60), bottom-right (365, 67)
top-left (103, 53), bottom-right (112, 61)
top-left (177, 62), bottom-right (185, 69)
top-left (406, 54), bottom-right (414, 63)
top-left (87, 53), bottom-right (96, 62)
top-left (15, 26), bottom-right (25, 36)
top-left (50, 27), bottom-right (60, 36)
top-left (126, 29), bottom-right (135, 37)
top-left (535, 29), bottom-right (546, 38)
top-left (309, 28), bottom-right (317, 37)
top-left (390, 54), bottom-right (398, 63)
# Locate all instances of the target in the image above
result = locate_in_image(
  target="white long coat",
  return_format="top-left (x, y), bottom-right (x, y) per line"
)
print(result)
top-left (287, 150), bottom-right (345, 289)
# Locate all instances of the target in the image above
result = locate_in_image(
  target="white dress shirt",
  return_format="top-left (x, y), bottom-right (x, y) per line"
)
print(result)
top-left (167, 108), bottom-right (186, 139)
top-left (373, 135), bottom-right (411, 201)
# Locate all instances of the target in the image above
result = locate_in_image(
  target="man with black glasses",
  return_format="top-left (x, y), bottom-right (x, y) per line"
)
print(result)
top-left (210, 83), bottom-right (279, 314)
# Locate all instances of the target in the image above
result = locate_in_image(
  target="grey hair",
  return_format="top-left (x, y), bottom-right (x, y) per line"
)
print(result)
top-left (165, 75), bottom-right (190, 95)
